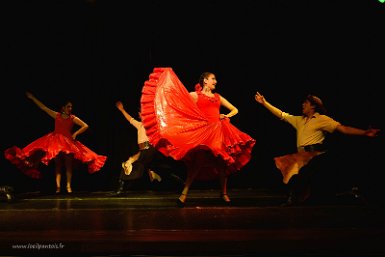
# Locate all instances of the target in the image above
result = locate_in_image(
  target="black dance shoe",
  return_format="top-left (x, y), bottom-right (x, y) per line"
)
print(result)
top-left (110, 180), bottom-right (125, 196)
top-left (0, 185), bottom-right (15, 203)
top-left (281, 192), bottom-right (298, 207)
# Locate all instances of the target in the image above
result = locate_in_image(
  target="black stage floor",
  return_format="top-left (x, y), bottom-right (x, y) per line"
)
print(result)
top-left (0, 188), bottom-right (384, 257)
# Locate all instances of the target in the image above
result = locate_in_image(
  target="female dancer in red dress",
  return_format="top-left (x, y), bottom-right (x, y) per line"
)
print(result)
top-left (4, 92), bottom-right (107, 194)
top-left (140, 68), bottom-right (256, 206)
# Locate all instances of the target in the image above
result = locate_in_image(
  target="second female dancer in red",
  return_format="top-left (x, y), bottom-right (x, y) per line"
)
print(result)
top-left (4, 92), bottom-right (107, 194)
top-left (140, 68), bottom-right (256, 207)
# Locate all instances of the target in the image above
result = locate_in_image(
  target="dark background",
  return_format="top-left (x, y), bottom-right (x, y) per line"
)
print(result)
top-left (2, 0), bottom-right (384, 200)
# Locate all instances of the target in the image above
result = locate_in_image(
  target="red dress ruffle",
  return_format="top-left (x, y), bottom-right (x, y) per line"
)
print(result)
top-left (4, 113), bottom-right (107, 179)
top-left (140, 67), bottom-right (256, 180)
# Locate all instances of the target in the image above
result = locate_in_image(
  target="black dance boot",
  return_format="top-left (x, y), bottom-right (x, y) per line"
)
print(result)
top-left (112, 180), bottom-right (125, 196)
top-left (0, 185), bottom-right (15, 203)
top-left (281, 190), bottom-right (297, 207)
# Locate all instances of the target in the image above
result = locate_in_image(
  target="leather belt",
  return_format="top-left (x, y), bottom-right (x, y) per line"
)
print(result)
top-left (138, 141), bottom-right (151, 150)
top-left (299, 143), bottom-right (326, 152)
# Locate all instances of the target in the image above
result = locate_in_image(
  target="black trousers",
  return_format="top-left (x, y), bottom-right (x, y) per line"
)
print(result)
top-left (287, 150), bottom-right (338, 203)
top-left (119, 146), bottom-right (185, 182)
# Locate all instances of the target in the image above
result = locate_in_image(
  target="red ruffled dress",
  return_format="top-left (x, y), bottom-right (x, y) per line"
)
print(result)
top-left (140, 67), bottom-right (256, 180)
top-left (4, 113), bottom-right (107, 179)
